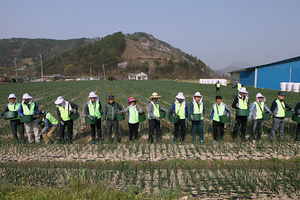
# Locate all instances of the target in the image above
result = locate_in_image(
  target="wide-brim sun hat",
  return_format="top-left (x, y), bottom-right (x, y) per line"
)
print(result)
top-left (256, 93), bottom-right (265, 98)
top-left (238, 87), bottom-right (248, 94)
top-left (8, 93), bottom-right (17, 99)
top-left (55, 96), bottom-right (65, 105)
top-left (22, 93), bottom-right (32, 99)
top-left (194, 92), bottom-right (202, 97)
top-left (176, 92), bottom-right (185, 100)
top-left (128, 97), bottom-right (137, 103)
top-left (149, 92), bottom-right (161, 98)
top-left (89, 92), bottom-right (98, 98)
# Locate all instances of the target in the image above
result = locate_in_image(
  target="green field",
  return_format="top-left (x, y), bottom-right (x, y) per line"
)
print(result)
top-left (0, 80), bottom-right (299, 199)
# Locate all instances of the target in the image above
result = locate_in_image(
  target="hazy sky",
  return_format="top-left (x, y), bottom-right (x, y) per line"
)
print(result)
top-left (1, 0), bottom-right (300, 70)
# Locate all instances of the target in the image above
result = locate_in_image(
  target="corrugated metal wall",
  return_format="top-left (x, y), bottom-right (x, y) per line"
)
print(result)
top-left (240, 70), bottom-right (255, 87)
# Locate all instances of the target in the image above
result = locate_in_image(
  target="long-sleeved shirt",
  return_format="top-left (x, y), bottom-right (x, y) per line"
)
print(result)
top-left (270, 99), bottom-right (293, 119)
top-left (122, 104), bottom-right (143, 123)
top-left (103, 102), bottom-right (124, 121)
top-left (148, 101), bottom-right (165, 120)
top-left (295, 102), bottom-right (300, 116)
top-left (248, 101), bottom-right (270, 120)
top-left (18, 101), bottom-right (39, 116)
top-left (189, 101), bottom-right (205, 115)
top-left (170, 101), bottom-right (189, 118)
top-left (84, 101), bottom-right (103, 117)
top-left (232, 96), bottom-right (249, 110)
top-left (209, 102), bottom-right (231, 120)
top-left (42, 118), bottom-right (58, 134)
top-left (56, 102), bottom-right (78, 122)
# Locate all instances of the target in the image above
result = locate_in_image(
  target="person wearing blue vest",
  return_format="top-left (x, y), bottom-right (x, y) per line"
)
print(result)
top-left (295, 102), bottom-right (300, 141)
top-left (170, 92), bottom-right (189, 142)
top-left (209, 95), bottom-right (231, 142)
top-left (270, 91), bottom-right (294, 141)
top-left (38, 110), bottom-right (59, 144)
top-left (147, 92), bottom-right (166, 143)
top-left (18, 93), bottom-right (40, 143)
top-left (0, 94), bottom-right (24, 142)
top-left (189, 92), bottom-right (205, 143)
top-left (231, 87), bottom-right (249, 141)
top-left (248, 93), bottom-right (271, 143)
top-left (55, 96), bottom-right (78, 144)
top-left (103, 95), bottom-right (124, 143)
top-left (85, 92), bottom-right (103, 144)
top-left (121, 97), bottom-right (143, 141)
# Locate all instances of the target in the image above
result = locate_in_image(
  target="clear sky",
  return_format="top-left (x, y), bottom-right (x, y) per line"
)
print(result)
top-left (1, 0), bottom-right (300, 70)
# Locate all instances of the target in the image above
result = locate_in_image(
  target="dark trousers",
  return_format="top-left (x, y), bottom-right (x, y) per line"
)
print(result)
top-left (91, 119), bottom-right (101, 141)
top-left (232, 116), bottom-right (247, 140)
top-left (250, 119), bottom-right (263, 141)
top-left (128, 122), bottom-right (139, 140)
top-left (148, 119), bottom-right (161, 143)
top-left (216, 87), bottom-right (220, 92)
top-left (213, 121), bottom-right (224, 141)
top-left (10, 119), bottom-right (24, 141)
top-left (296, 123), bottom-right (300, 141)
top-left (107, 120), bottom-right (119, 142)
top-left (174, 119), bottom-right (185, 141)
top-left (60, 120), bottom-right (73, 143)
top-left (192, 120), bottom-right (203, 141)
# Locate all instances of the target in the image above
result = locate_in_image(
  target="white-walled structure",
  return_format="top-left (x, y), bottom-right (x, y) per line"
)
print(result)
top-left (199, 79), bottom-right (227, 86)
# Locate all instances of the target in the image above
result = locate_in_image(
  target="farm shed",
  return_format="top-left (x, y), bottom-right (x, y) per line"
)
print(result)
top-left (229, 56), bottom-right (300, 90)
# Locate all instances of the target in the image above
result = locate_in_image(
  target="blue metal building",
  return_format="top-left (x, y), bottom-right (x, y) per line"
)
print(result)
top-left (229, 56), bottom-right (300, 90)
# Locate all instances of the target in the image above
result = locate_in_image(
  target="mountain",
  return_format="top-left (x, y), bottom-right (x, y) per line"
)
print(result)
top-left (0, 32), bottom-right (214, 79)
top-left (214, 61), bottom-right (252, 76)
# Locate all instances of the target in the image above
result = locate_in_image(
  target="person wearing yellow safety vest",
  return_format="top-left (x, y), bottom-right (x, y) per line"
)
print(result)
top-left (248, 93), bottom-right (271, 143)
top-left (269, 91), bottom-right (294, 141)
top-left (55, 96), bottom-right (78, 144)
top-left (294, 102), bottom-right (300, 141)
top-left (214, 81), bottom-right (221, 92)
top-left (18, 93), bottom-right (40, 143)
top-left (231, 87), bottom-right (249, 141)
top-left (209, 95), bottom-right (231, 142)
top-left (84, 92), bottom-right (103, 144)
top-left (0, 94), bottom-right (24, 143)
top-left (231, 81), bottom-right (243, 93)
top-left (170, 92), bottom-right (189, 142)
top-left (147, 92), bottom-right (166, 143)
top-left (189, 92), bottom-right (205, 143)
top-left (38, 110), bottom-right (59, 144)
top-left (121, 97), bottom-right (143, 141)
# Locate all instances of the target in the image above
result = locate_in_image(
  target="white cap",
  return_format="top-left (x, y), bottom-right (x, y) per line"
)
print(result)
top-left (176, 92), bottom-right (185, 100)
top-left (55, 96), bottom-right (64, 105)
top-left (22, 93), bottom-right (32, 99)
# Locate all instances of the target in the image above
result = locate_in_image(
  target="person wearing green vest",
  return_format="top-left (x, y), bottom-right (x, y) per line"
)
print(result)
top-left (0, 94), bottom-right (24, 142)
top-left (214, 81), bottom-right (221, 92)
top-left (231, 81), bottom-right (243, 93)
top-left (170, 92), bottom-right (189, 142)
top-left (103, 95), bottom-right (124, 143)
top-left (231, 87), bottom-right (249, 141)
top-left (209, 95), bottom-right (231, 142)
top-left (84, 92), bottom-right (103, 144)
top-left (189, 92), bottom-right (205, 143)
top-left (18, 93), bottom-right (40, 143)
top-left (270, 91), bottom-right (294, 141)
top-left (147, 92), bottom-right (166, 143)
top-left (248, 93), bottom-right (271, 143)
top-left (38, 110), bottom-right (59, 144)
top-left (55, 96), bottom-right (78, 144)
top-left (121, 97), bottom-right (143, 141)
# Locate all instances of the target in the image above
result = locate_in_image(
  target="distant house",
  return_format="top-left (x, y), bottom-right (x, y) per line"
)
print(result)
top-left (10, 76), bottom-right (30, 83)
top-left (128, 72), bottom-right (148, 80)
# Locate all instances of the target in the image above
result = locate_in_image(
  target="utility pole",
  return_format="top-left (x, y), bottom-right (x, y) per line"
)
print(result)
top-left (90, 67), bottom-right (92, 77)
top-left (38, 54), bottom-right (43, 81)
top-left (149, 68), bottom-right (150, 80)
top-left (14, 58), bottom-right (18, 75)
top-left (102, 63), bottom-right (106, 81)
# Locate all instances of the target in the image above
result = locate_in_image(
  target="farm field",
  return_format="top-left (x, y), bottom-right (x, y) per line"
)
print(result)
top-left (0, 80), bottom-right (300, 199)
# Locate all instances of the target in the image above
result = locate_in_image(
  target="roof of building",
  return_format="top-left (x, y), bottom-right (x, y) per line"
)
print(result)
top-left (230, 55), bottom-right (300, 73)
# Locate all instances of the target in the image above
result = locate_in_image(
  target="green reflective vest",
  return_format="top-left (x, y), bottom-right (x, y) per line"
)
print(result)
top-left (237, 83), bottom-right (242, 90)
top-left (148, 101), bottom-right (160, 118)
top-left (216, 83), bottom-right (220, 88)
top-left (22, 103), bottom-right (35, 115)
top-left (275, 99), bottom-right (285, 117)
top-left (8, 102), bottom-right (20, 120)
top-left (238, 98), bottom-right (248, 109)
top-left (59, 103), bottom-right (71, 121)
top-left (213, 103), bottom-right (225, 122)
top-left (175, 102), bottom-right (186, 119)
top-left (129, 105), bottom-right (139, 124)
top-left (254, 101), bottom-right (265, 119)
top-left (193, 101), bottom-right (203, 120)
top-left (43, 112), bottom-right (59, 125)
top-left (88, 101), bottom-right (101, 119)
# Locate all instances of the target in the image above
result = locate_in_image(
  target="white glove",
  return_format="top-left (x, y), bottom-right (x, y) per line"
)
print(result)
top-left (60, 121), bottom-right (64, 126)
top-left (74, 110), bottom-right (78, 114)
top-left (155, 117), bottom-right (160, 121)
top-left (291, 109), bottom-right (295, 112)
top-left (190, 115), bottom-right (194, 120)
top-left (210, 120), bottom-right (212, 124)
top-left (172, 113), bottom-right (176, 117)
top-left (200, 113), bottom-right (204, 117)
top-left (226, 113), bottom-right (230, 118)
